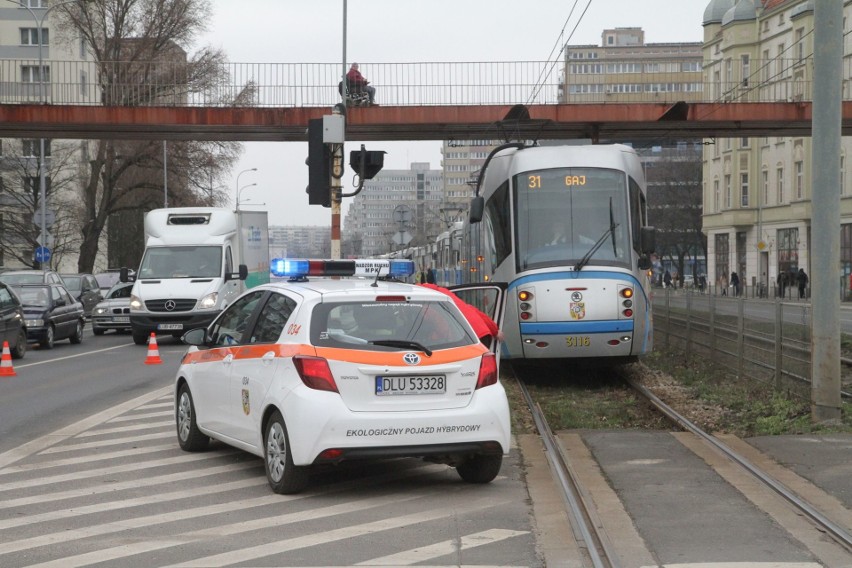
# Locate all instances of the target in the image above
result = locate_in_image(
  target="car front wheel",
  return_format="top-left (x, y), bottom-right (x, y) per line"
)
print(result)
top-left (69, 320), bottom-right (84, 344)
top-left (456, 453), bottom-right (502, 484)
top-left (176, 384), bottom-right (209, 451)
top-left (92, 326), bottom-right (106, 336)
top-left (132, 331), bottom-right (149, 345)
top-left (11, 329), bottom-right (26, 359)
top-left (40, 325), bottom-right (55, 349)
top-left (264, 411), bottom-right (309, 494)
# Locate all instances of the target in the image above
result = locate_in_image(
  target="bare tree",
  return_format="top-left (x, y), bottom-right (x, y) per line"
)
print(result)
top-left (644, 147), bottom-right (706, 284)
top-left (52, 0), bottom-right (254, 273)
top-left (0, 139), bottom-right (83, 269)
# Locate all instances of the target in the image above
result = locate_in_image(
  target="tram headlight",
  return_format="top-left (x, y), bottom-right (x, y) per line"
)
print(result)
top-left (620, 288), bottom-right (634, 299)
top-left (622, 299), bottom-right (633, 308)
top-left (520, 302), bottom-right (531, 311)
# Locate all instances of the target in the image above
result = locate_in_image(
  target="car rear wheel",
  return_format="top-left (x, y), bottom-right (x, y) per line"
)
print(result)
top-left (69, 320), bottom-right (84, 344)
top-left (456, 453), bottom-right (502, 484)
top-left (264, 411), bottom-right (309, 494)
top-left (40, 325), bottom-right (55, 349)
top-left (11, 329), bottom-right (26, 359)
top-left (176, 384), bottom-right (209, 451)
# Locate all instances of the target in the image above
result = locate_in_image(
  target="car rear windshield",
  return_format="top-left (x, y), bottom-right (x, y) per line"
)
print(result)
top-left (14, 286), bottom-right (50, 307)
top-left (63, 276), bottom-right (82, 291)
top-left (0, 273), bottom-right (43, 285)
top-left (310, 300), bottom-right (478, 351)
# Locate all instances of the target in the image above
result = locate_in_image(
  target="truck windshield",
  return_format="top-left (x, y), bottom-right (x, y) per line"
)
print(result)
top-left (515, 167), bottom-right (631, 271)
top-left (138, 246), bottom-right (222, 279)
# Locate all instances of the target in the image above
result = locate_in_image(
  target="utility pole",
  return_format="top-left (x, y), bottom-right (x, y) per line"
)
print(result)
top-left (810, 0), bottom-right (842, 423)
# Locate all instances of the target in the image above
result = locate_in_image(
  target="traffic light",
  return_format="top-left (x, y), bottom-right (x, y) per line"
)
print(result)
top-left (349, 146), bottom-right (386, 181)
top-left (306, 118), bottom-right (331, 207)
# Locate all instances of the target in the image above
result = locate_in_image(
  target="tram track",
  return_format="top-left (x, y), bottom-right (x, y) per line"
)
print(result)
top-left (510, 362), bottom-right (852, 566)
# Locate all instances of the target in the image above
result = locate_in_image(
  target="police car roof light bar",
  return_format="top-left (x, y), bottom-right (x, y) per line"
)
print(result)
top-left (270, 258), bottom-right (415, 280)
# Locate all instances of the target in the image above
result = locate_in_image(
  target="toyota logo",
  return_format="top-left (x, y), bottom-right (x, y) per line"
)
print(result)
top-left (164, 300), bottom-right (177, 311)
top-left (403, 352), bottom-right (420, 365)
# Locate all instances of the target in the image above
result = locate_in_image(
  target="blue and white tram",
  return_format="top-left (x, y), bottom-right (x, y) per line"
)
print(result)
top-left (461, 143), bottom-right (656, 364)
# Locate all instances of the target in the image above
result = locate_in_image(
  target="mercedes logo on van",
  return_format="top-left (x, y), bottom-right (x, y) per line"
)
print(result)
top-left (164, 300), bottom-right (177, 311)
top-left (403, 353), bottom-right (420, 365)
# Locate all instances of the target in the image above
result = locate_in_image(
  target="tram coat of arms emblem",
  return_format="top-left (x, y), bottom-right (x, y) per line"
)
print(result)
top-left (570, 302), bottom-right (586, 320)
top-left (241, 388), bottom-right (250, 415)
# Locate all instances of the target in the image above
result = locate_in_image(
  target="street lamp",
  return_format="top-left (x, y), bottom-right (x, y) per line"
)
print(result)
top-left (11, 0), bottom-right (85, 270)
top-left (236, 183), bottom-right (257, 210)
top-left (235, 168), bottom-right (257, 211)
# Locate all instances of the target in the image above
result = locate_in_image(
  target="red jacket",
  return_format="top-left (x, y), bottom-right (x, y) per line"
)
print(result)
top-left (419, 283), bottom-right (499, 341)
top-left (346, 68), bottom-right (368, 87)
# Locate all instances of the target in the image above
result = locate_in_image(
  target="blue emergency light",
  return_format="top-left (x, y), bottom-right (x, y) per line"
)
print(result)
top-left (270, 258), bottom-right (415, 279)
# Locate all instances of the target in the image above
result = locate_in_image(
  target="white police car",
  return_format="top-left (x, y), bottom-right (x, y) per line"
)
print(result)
top-left (175, 259), bottom-right (508, 494)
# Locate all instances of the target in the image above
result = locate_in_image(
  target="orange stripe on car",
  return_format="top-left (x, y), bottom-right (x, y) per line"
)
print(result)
top-left (181, 343), bottom-right (485, 365)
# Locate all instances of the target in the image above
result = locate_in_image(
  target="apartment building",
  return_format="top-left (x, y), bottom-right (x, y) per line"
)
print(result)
top-left (701, 0), bottom-right (852, 295)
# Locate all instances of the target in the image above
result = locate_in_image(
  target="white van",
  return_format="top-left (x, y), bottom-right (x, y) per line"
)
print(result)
top-left (129, 208), bottom-right (269, 345)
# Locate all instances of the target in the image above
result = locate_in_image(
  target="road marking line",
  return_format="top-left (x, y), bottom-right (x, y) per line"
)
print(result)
top-left (358, 528), bottom-right (529, 565)
top-left (0, 386), bottom-right (170, 470)
top-left (0, 443), bottom-right (177, 475)
top-left (38, 430), bottom-right (173, 454)
top-left (107, 409), bottom-right (172, 423)
top-left (0, 461), bottom-right (259, 510)
top-left (76, 422), bottom-right (172, 437)
top-left (133, 401), bottom-right (174, 411)
top-left (11, 343), bottom-right (135, 368)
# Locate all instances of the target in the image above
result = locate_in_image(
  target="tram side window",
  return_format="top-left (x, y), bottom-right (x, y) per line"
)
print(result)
top-left (629, 178), bottom-right (642, 252)
top-left (485, 181), bottom-right (511, 269)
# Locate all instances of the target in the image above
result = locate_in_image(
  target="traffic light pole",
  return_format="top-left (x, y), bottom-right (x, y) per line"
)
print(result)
top-left (331, 142), bottom-right (343, 260)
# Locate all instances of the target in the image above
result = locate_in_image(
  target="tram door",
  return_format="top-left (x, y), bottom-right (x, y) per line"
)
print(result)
top-left (450, 283), bottom-right (508, 365)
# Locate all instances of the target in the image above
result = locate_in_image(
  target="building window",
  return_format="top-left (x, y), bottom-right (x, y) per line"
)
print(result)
top-left (714, 178), bottom-right (720, 212)
top-left (777, 167), bottom-right (784, 203)
top-left (762, 50), bottom-right (770, 82)
top-left (741, 54), bottom-right (750, 87)
top-left (842, 224), bottom-right (852, 282)
top-left (795, 28), bottom-right (805, 63)
top-left (80, 70), bottom-right (88, 97)
top-left (20, 27), bottom-right (47, 46)
top-left (715, 233), bottom-right (729, 286)
top-left (777, 228), bottom-right (798, 277)
top-left (21, 139), bottom-right (50, 157)
top-left (762, 169), bottom-right (769, 205)
top-left (21, 65), bottom-right (49, 83)
top-left (740, 173), bottom-right (749, 207)
top-left (842, 155), bottom-right (846, 195)
top-left (795, 161), bottom-right (803, 199)
top-left (725, 174), bottom-right (732, 208)
top-left (25, 0), bottom-right (47, 7)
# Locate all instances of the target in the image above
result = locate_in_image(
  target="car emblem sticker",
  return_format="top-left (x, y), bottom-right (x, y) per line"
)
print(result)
top-left (241, 389), bottom-right (250, 415)
top-left (403, 352), bottom-right (420, 365)
top-left (570, 302), bottom-right (586, 320)
top-left (571, 291), bottom-right (583, 302)
top-left (164, 299), bottom-right (176, 311)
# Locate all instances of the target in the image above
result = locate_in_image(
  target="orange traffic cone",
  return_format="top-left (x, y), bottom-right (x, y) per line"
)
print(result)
top-left (0, 341), bottom-right (16, 377)
top-left (144, 333), bottom-right (162, 365)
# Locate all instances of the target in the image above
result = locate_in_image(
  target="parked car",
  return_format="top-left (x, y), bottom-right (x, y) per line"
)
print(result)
top-left (91, 282), bottom-right (133, 335)
top-left (94, 269), bottom-right (135, 292)
top-left (11, 284), bottom-right (85, 349)
top-left (0, 281), bottom-right (27, 359)
top-left (0, 270), bottom-right (65, 286)
top-left (61, 273), bottom-right (103, 318)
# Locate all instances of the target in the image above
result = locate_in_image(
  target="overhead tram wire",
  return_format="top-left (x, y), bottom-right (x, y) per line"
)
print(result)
top-left (525, 0), bottom-right (594, 106)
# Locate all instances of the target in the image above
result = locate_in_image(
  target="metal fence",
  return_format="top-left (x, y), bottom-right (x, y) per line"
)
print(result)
top-left (0, 58), bottom-right (843, 107)
top-left (653, 290), bottom-right (817, 394)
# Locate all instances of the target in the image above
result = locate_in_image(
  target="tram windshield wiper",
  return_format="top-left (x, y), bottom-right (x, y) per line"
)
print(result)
top-left (368, 339), bottom-right (433, 357)
top-left (575, 198), bottom-right (619, 272)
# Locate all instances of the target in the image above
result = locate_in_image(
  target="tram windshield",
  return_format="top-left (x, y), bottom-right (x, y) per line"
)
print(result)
top-left (515, 167), bottom-right (631, 271)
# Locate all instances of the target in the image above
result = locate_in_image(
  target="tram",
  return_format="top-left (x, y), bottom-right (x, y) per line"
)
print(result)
top-left (456, 143), bottom-right (656, 364)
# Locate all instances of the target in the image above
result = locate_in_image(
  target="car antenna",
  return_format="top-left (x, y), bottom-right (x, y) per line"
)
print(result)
top-left (371, 265), bottom-right (384, 287)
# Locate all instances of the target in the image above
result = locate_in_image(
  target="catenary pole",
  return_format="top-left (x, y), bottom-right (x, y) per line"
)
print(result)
top-left (810, 0), bottom-right (842, 422)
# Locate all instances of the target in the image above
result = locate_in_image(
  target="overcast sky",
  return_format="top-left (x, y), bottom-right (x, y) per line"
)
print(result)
top-left (197, 0), bottom-right (708, 226)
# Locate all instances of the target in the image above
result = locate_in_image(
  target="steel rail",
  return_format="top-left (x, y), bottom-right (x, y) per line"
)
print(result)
top-left (513, 366), bottom-right (621, 568)
top-left (626, 375), bottom-right (852, 553)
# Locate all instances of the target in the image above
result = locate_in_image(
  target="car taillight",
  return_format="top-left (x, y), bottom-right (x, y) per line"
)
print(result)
top-left (476, 353), bottom-right (498, 390)
top-left (293, 356), bottom-right (339, 393)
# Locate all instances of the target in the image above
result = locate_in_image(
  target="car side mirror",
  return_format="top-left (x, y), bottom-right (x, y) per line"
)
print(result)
top-left (225, 264), bottom-right (248, 282)
top-left (182, 327), bottom-right (210, 346)
top-left (469, 196), bottom-right (484, 224)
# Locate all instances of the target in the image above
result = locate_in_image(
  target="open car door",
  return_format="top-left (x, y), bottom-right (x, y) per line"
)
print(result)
top-left (450, 282), bottom-right (508, 364)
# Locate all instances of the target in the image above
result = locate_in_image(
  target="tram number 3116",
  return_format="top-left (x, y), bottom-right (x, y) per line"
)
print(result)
top-left (565, 336), bottom-right (591, 348)
top-left (528, 175), bottom-right (587, 189)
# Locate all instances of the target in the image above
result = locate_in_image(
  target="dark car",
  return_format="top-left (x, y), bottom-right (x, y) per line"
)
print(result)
top-left (61, 273), bottom-right (103, 318)
top-left (91, 282), bottom-right (133, 335)
top-left (0, 270), bottom-right (65, 286)
top-left (12, 284), bottom-right (85, 349)
top-left (0, 282), bottom-right (27, 359)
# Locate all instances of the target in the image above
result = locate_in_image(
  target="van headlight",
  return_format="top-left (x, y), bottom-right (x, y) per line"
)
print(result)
top-left (130, 295), bottom-right (143, 311)
top-left (199, 292), bottom-right (218, 309)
